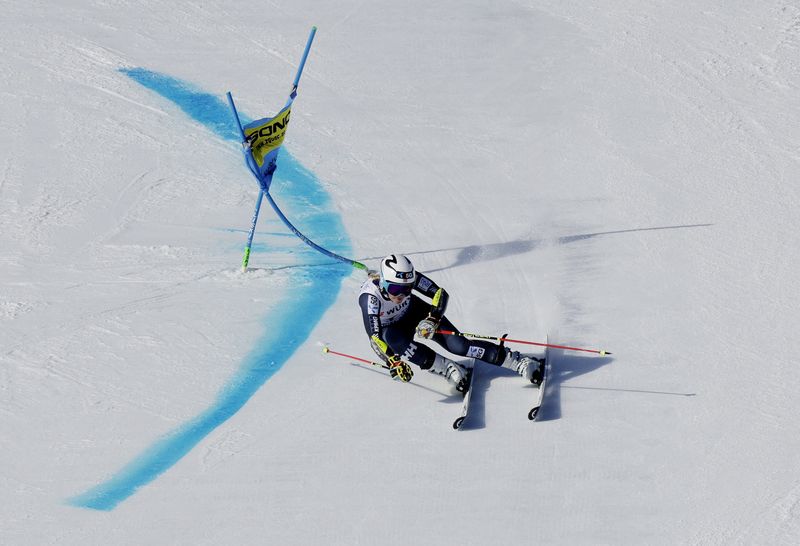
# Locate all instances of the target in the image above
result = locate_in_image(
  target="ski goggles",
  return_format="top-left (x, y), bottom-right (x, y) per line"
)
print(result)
top-left (382, 281), bottom-right (413, 297)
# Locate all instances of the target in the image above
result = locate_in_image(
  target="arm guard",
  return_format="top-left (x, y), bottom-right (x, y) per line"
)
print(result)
top-left (370, 334), bottom-right (394, 361)
top-left (414, 272), bottom-right (448, 320)
top-left (429, 287), bottom-right (448, 321)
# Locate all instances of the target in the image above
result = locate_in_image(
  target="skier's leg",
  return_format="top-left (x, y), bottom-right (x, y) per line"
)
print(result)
top-left (432, 316), bottom-right (506, 363)
top-left (432, 317), bottom-right (544, 384)
top-left (427, 353), bottom-right (470, 393)
top-left (383, 322), bottom-right (434, 367)
top-left (384, 321), bottom-right (468, 392)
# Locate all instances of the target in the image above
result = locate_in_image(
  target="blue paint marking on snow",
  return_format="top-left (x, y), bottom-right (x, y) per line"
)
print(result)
top-left (121, 67), bottom-right (244, 141)
top-left (68, 69), bottom-right (352, 511)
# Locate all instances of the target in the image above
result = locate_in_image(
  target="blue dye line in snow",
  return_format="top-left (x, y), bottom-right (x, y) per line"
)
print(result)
top-left (68, 69), bottom-right (352, 511)
top-left (121, 67), bottom-right (246, 140)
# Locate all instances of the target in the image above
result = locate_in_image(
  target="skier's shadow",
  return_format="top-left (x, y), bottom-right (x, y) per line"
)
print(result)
top-left (456, 363), bottom-right (526, 430)
top-left (537, 349), bottom-right (613, 421)
top-left (462, 351), bottom-right (612, 428)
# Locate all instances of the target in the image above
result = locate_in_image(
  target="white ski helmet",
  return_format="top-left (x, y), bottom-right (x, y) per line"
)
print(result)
top-left (380, 254), bottom-right (416, 286)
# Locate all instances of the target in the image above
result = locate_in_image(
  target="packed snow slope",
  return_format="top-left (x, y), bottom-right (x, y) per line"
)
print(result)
top-left (2, 1), bottom-right (799, 544)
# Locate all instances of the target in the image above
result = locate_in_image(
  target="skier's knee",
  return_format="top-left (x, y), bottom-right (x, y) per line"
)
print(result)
top-left (417, 351), bottom-right (437, 370)
top-left (398, 342), bottom-right (434, 368)
top-left (484, 345), bottom-right (508, 365)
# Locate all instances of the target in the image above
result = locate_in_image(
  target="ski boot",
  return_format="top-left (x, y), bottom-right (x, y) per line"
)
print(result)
top-left (501, 349), bottom-right (545, 385)
top-left (429, 354), bottom-right (470, 393)
top-left (529, 356), bottom-right (546, 386)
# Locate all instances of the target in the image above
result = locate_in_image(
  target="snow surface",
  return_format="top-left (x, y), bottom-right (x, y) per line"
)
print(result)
top-left (2, 1), bottom-right (800, 544)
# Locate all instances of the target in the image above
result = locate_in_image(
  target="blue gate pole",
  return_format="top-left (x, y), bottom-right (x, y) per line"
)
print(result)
top-left (241, 191), bottom-right (264, 271)
top-left (227, 91), bottom-right (264, 272)
top-left (227, 28), bottom-right (368, 274)
top-left (290, 27), bottom-right (317, 97)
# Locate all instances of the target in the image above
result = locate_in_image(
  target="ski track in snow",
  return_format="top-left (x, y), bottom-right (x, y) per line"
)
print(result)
top-left (67, 70), bottom-right (353, 510)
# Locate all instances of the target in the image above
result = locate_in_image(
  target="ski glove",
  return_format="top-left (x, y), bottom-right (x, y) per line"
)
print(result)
top-left (388, 356), bottom-right (413, 382)
top-left (416, 316), bottom-right (439, 340)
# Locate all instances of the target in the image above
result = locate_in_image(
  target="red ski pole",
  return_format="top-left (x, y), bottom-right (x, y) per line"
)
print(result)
top-left (322, 346), bottom-right (390, 369)
top-left (435, 330), bottom-right (612, 356)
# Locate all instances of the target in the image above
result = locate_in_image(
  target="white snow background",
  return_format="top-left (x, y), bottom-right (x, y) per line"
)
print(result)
top-left (2, 1), bottom-right (800, 544)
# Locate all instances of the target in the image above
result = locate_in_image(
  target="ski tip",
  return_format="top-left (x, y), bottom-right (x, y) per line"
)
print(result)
top-left (528, 406), bottom-right (540, 421)
top-left (453, 417), bottom-right (465, 430)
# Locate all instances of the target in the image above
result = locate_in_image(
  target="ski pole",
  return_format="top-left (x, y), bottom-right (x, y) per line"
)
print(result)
top-left (435, 330), bottom-right (612, 356)
top-left (322, 346), bottom-right (390, 370)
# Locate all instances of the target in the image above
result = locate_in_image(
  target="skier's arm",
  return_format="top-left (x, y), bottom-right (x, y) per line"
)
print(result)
top-left (359, 293), bottom-right (394, 359)
top-left (358, 293), bottom-right (412, 382)
top-left (413, 273), bottom-right (449, 339)
top-left (414, 273), bottom-right (449, 320)
top-left (359, 293), bottom-right (382, 338)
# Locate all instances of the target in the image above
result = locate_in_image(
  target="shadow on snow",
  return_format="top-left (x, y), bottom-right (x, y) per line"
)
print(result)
top-left (377, 223), bottom-right (713, 274)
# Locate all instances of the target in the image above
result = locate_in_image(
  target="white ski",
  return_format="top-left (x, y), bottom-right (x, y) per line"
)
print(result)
top-left (453, 362), bottom-right (478, 430)
top-left (528, 338), bottom-right (551, 421)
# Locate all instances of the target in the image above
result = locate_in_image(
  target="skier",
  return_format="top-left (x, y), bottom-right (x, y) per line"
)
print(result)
top-left (359, 254), bottom-right (544, 392)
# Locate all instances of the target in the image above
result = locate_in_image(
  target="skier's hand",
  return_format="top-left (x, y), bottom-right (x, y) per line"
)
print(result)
top-left (388, 356), bottom-right (413, 382)
top-left (416, 316), bottom-right (439, 339)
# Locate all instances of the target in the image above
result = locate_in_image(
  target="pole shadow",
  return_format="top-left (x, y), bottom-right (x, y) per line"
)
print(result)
top-left (357, 223), bottom-right (713, 274)
top-left (349, 362), bottom-right (452, 398)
